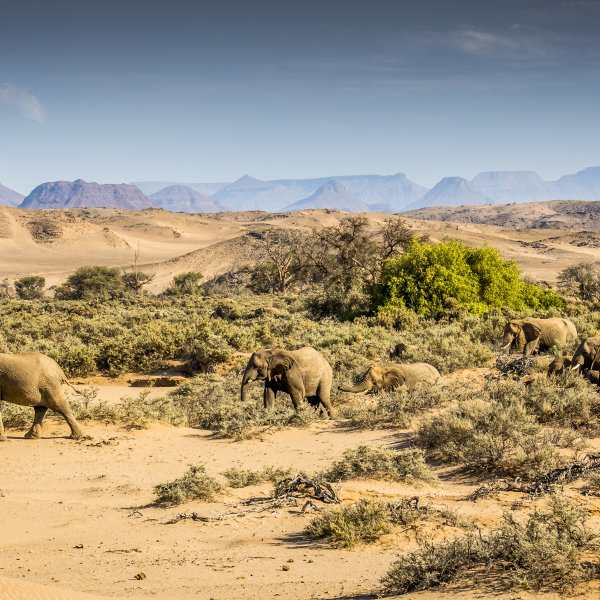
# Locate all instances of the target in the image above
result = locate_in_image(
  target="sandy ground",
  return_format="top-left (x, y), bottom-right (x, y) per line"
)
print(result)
top-left (2, 382), bottom-right (600, 600)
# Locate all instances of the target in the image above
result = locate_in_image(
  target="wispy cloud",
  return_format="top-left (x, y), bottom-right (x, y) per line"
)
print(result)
top-left (0, 83), bottom-right (46, 123)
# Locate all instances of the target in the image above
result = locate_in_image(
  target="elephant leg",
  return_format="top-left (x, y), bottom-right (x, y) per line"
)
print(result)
top-left (317, 384), bottom-right (337, 419)
top-left (24, 406), bottom-right (48, 439)
top-left (0, 402), bottom-right (6, 442)
top-left (51, 395), bottom-right (83, 439)
top-left (264, 385), bottom-right (276, 409)
top-left (287, 387), bottom-right (304, 411)
top-left (524, 338), bottom-right (540, 356)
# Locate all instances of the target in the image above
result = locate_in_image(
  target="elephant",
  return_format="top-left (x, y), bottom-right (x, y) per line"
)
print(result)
top-left (0, 352), bottom-right (83, 441)
top-left (339, 362), bottom-right (441, 393)
top-left (547, 355), bottom-right (572, 376)
top-left (387, 343), bottom-right (415, 361)
top-left (240, 346), bottom-right (336, 417)
top-left (570, 337), bottom-right (600, 373)
top-left (500, 317), bottom-right (577, 356)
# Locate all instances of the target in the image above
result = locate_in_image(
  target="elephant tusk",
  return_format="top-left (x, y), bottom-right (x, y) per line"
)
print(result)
top-left (571, 364), bottom-right (581, 371)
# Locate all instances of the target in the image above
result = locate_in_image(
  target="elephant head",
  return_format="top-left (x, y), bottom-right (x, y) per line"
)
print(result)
top-left (571, 337), bottom-right (600, 372)
top-left (339, 366), bottom-right (405, 393)
top-left (501, 320), bottom-right (542, 355)
top-left (240, 349), bottom-right (296, 402)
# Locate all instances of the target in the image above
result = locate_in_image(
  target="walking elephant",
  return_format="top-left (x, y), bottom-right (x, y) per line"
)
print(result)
top-left (571, 337), bottom-right (600, 372)
top-left (240, 347), bottom-right (336, 417)
top-left (500, 317), bottom-right (577, 356)
top-left (0, 352), bottom-right (84, 441)
top-left (339, 363), bottom-right (441, 393)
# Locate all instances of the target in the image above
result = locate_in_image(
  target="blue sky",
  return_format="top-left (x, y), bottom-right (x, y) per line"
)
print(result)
top-left (1, 0), bottom-right (599, 194)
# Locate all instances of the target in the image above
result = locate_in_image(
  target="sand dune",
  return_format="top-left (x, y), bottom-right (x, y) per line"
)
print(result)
top-left (0, 207), bottom-right (595, 291)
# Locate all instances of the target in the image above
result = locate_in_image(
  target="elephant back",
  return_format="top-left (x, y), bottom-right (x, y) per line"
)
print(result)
top-left (399, 362), bottom-right (441, 385)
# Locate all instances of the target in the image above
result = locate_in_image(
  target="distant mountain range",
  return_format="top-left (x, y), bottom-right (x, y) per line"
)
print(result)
top-left (20, 180), bottom-right (155, 210)
top-left (149, 185), bottom-right (229, 213)
top-left (0, 183), bottom-right (25, 207)
top-left (3, 166), bottom-right (600, 213)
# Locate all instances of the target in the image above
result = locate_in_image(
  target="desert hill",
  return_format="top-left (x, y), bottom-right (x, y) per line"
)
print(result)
top-left (20, 179), bottom-right (154, 210)
top-left (0, 182), bottom-right (24, 207)
top-left (0, 206), bottom-right (599, 290)
top-left (402, 199), bottom-right (600, 230)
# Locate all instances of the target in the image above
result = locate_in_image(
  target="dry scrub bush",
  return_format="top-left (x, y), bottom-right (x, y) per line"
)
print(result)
top-left (305, 499), bottom-right (402, 547)
top-left (154, 463), bottom-right (223, 506)
top-left (341, 382), bottom-right (452, 429)
top-left (323, 445), bottom-right (437, 484)
top-left (522, 372), bottom-right (600, 431)
top-left (166, 373), bottom-right (319, 439)
top-left (222, 466), bottom-right (293, 488)
top-left (417, 380), bottom-right (576, 479)
top-left (383, 496), bottom-right (596, 594)
top-left (306, 498), bottom-right (471, 548)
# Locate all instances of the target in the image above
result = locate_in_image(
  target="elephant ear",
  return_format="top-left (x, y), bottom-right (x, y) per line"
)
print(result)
top-left (509, 321), bottom-right (521, 334)
top-left (383, 370), bottom-right (405, 391)
top-left (267, 351), bottom-right (296, 378)
top-left (522, 322), bottom-right (542, 341)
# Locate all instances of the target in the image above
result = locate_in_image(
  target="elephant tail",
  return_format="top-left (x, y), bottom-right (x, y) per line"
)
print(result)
top-left (62, 376), bottom-right (85, 396)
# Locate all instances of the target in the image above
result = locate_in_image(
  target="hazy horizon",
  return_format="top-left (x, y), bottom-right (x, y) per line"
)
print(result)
top-left (2, 0), bottom-right (599, 194)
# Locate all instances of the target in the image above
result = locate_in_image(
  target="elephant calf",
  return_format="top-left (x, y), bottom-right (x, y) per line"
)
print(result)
top-left (0, 352), bottom-right (83, 441)
top-left (241, 346), bottom-right (336, 417)
top-left (547, 355), bottom-right (572, 376)
top-left (339, 362), bottom-right (441, 393)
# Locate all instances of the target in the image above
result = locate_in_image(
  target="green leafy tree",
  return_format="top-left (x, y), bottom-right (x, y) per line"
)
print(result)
top-left (374, 240), bottom-right (564, 315)
top-left (14, 276), bottom-right (46, 300)
top-left (54, 266), bottom-right (125, 301)
top-left (164, 271), bottom-right (204, 296)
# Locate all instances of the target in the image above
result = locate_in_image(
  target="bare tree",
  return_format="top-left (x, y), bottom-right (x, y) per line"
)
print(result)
top-left (123, 246), bottom-right (155, 296)
top-left (249, 229), bottom-right (305, 293)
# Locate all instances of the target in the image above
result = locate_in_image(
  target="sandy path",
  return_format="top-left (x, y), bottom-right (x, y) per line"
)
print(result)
top-left (2, 406), bottom-right (600, 600)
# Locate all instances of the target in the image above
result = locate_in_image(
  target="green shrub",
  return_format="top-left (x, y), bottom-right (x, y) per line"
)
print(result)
top-left (383, 496), bottom-right (595, 593)
top-left (374, 240), bottom-right (565, 315)
top-left (54, 266), bottom-right (125, 300)
top-left (164, 271), bottom-right (204, 296)
top-left (14, 276), bottom-right (45, 300)
top-left (153, 463), bottom-right (223, 505)
top-left (324, 445), bottom-right (437, 483)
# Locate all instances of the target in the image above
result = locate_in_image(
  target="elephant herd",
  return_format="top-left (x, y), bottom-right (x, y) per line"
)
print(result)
top-left (0, 313), bottom-right (598, 441)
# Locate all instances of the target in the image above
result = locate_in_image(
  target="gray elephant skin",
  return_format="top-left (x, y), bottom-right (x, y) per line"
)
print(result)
top-left (571, 337), bottom-right (600, 372)
top-left (241, 346), bottom-right (336, 417)
top-left (501, 317), bottom-right (577, 356)
top-left (339, 362), bottom-right (441, 393)
top-left (546, 355), bottom-right (572, 376)
top-left (0, 352), bottom-right (83, 441)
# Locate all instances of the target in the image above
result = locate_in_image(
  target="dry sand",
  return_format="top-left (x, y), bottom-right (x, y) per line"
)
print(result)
top-left (1, 381), bottom-right (599, 600)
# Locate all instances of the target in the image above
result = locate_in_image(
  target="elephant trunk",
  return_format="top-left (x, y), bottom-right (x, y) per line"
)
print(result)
top-left (338, 379), bottom-right (373, 393)
top-left (240, 368), bottom-right (255, 402)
